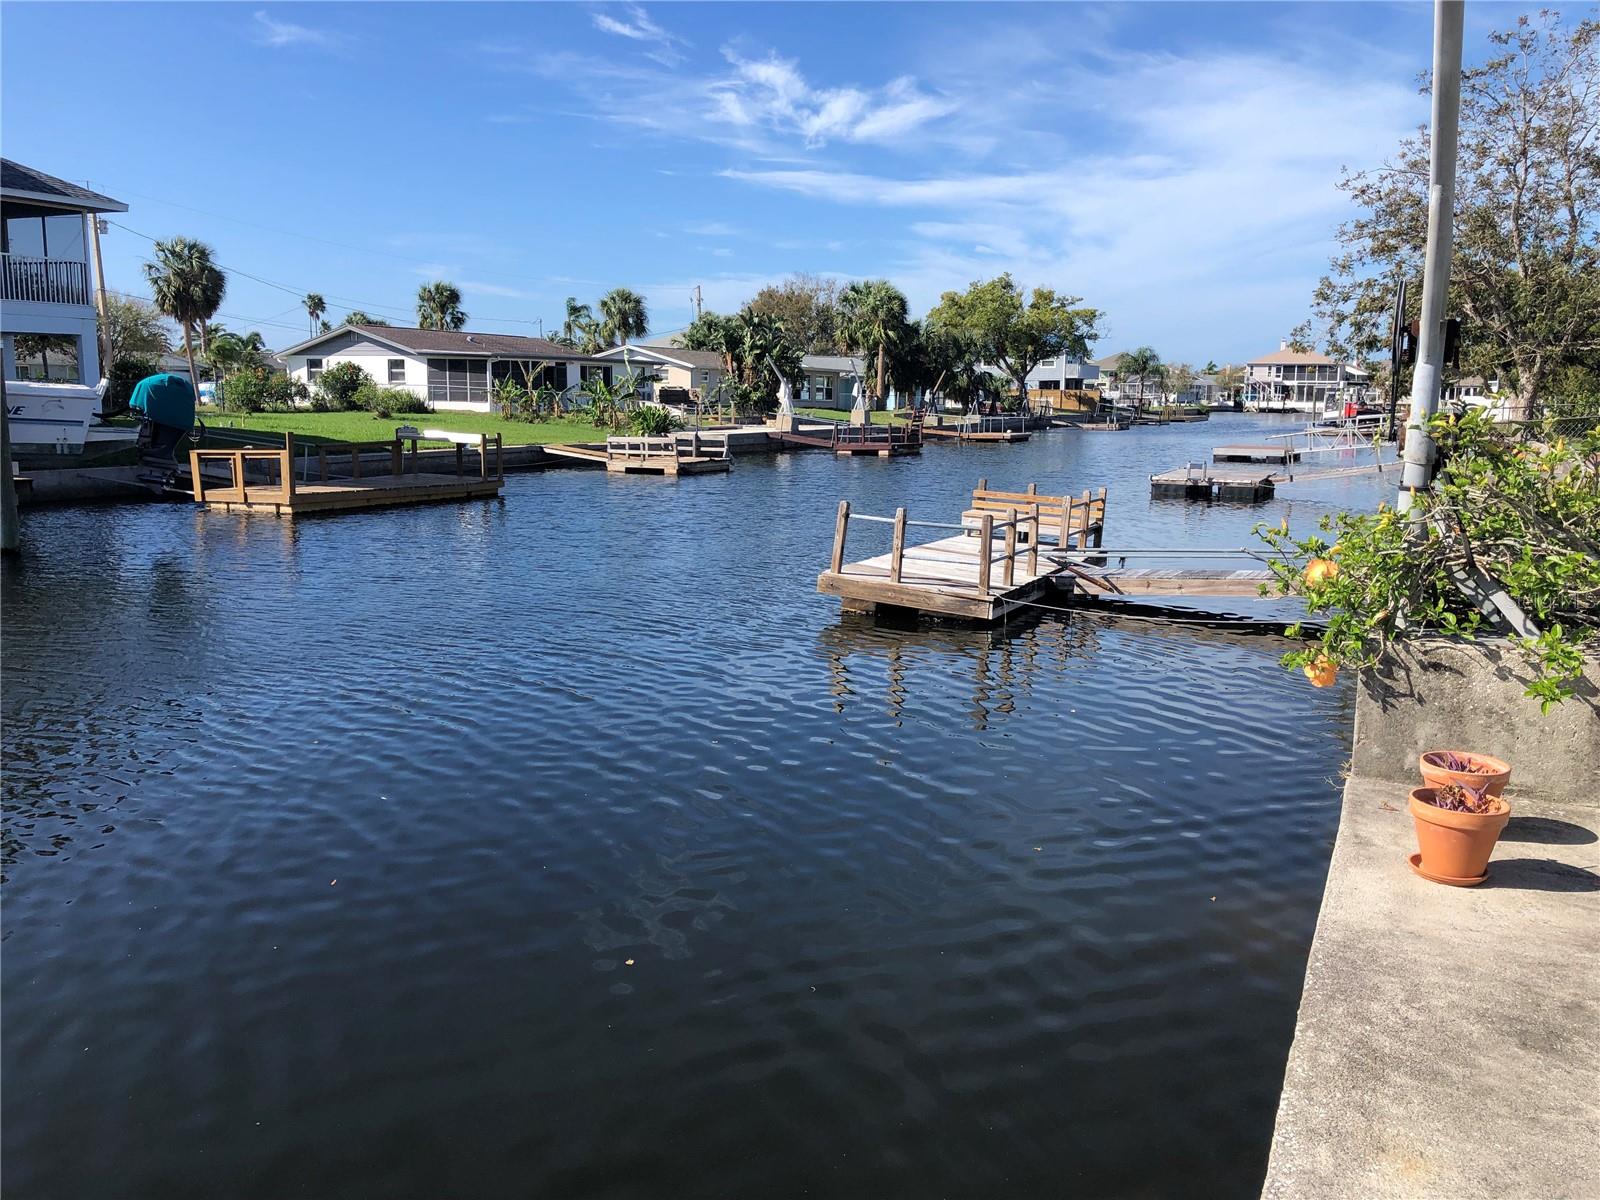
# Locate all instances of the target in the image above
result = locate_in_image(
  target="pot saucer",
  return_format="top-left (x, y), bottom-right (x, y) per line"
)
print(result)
top-left (1407, 852), bottom-right (1488, 887)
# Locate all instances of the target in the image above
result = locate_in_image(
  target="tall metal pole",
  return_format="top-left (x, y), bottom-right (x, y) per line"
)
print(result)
top-left (1398, 0), bottom-right (1465, 513)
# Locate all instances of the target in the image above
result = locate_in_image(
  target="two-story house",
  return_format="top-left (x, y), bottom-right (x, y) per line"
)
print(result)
top-left (1244, 346), bottom-right (1370, 413)
top-left (2, 158), bottom-right (126, 453)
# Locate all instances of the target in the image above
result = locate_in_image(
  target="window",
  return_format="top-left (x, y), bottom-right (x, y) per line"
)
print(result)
top-left (11, 333), bottom-right (81, 383)
top-left (699, 370), bottom-right (710, 387)
top-left (812, 375), bottom-right (834, 404)
top-left (1040, 358), bottom-right (1058, 368)
top-left (1038, 379), bottom-right (1060, 391)
top-left (387, 358), bottom-right (406, 385)
top-left (580, 364), bottom-right (613, 385)
top-left (306, 357), bottom-right (324, 381)
top-left (426, 357), bottom-right (488, 403)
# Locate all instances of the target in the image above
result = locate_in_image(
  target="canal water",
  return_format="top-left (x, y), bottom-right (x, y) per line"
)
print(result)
top-left (3, 415), bottom-right (1390, 1198)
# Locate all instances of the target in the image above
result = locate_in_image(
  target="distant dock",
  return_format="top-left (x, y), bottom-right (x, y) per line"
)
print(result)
top-left (544, 432), bottom-right (731, 476)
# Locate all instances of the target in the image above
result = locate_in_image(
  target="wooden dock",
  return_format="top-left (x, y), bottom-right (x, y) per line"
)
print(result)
top-left (817, 482), bottom-right (1106, 621)
top-left (1213, 443), bottom-right (1300, 464)
top-left (921, 415), bottom-right (1031, 443)
top-left (816, 482), bottom-right (1287, 621)
top-left (1151, 464), bottom-right (1276, 502)
top-left (544, 432), bottom-right (731, 475)
top-left (190, 431), bottom-right (504, 517)
top-left (772, 415), bottom-right (923, 457)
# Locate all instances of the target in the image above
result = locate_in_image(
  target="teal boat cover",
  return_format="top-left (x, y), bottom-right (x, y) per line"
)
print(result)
top-left (128, 373), bottom-right (196, 429)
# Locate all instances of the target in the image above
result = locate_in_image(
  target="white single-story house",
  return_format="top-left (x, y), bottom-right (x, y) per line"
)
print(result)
top-left (593, 342), bottom-right (731, 400)
top-left (278, 324), bottom-right (620, 411)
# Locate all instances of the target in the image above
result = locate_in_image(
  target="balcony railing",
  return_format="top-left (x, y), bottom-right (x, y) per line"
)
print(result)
top-left (1, 255), bottom-right (91, 306)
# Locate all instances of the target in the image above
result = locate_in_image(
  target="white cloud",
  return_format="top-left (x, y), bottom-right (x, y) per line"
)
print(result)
top-left (591, 4), bottom-right (686, 66)
top-left (251, 10), bottom-right (339, 49)
top-left (713, 49), bottom-right (954, 148)
top-left (720, 44), bottom-right (1422, 359)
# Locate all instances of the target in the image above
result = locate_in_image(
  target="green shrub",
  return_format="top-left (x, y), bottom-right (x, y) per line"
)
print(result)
top-left (630, 405), bottom-right (680, 436)
top-left (352, 383), bottom-right (429, 417)
top-left (315, 361), bottom-right (371, 410)
top-left (1257, 409), bottom-right (1600, 709)
top-left (221, 369), bottom-right (308, 413)
top-left (104, 358), bottom-right (160, 414)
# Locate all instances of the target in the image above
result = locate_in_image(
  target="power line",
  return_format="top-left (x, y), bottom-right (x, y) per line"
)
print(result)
top-left (105, 220), bottom-right (550, 331)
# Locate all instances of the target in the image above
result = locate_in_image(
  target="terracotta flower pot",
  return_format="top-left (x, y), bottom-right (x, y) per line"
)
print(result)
top-left (1418, 750), bottom-right (1511, 797)
top-left (1409, 788), bottom-right (1510, 885)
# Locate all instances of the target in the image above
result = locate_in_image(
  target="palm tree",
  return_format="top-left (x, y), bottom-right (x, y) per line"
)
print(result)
top-left (303, 292), bottom-right (326, 337)
top-left (839, 280), bottom-right (910, 407)
top-left (416, 281), bottom-right (467, 331)
top-left (342, 310), bottom-right (389, 327)
top-left (1118, 346), bottom-right (1164, 407)
top-left (143, 236), bottom-right (226, 401)
top-left (560, 297), bottom-right (593, 344)
top-left (597, 287), bottom-right (649, 347)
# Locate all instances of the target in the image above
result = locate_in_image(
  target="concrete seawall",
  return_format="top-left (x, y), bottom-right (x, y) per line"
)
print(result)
top-left (1262, 640), bottom-right (1599, 1198)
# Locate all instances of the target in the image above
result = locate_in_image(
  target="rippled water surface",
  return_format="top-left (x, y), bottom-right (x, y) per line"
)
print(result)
top-left (4, 416), bottom-right (1383, 1198)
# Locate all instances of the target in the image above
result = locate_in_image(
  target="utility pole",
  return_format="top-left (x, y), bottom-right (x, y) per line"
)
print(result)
top-left (89, 214), bottom-right (111, 374)
top-left (1398, 0), bottom-right (1464, 514)
top-left (692, 285), bottom-right (703, 321)
top-left (2, 377), bottom-right (20, 555)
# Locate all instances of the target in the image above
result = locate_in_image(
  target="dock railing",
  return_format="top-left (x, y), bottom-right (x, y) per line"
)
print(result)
top-left (829, 500), bottom-right (1043, 597)
top-left (606, 431), bottom-right (730, 463)
top-left (192, 428), bottom-right (504, 502)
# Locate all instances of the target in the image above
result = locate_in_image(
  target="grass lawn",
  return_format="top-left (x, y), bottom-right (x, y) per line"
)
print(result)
top-left (196, 408), bottom-right (607, 447)
top-left (796, 407), bottom-right (902, 426)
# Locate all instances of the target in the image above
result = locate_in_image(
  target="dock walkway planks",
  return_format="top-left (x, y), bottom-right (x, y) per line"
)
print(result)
top-left (196, 472), bottom-right (503, 516)
top-left (819, 532), bottom-right (1056, 620)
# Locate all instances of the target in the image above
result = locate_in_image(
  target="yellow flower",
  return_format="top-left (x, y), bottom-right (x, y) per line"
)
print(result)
top-left (1304, 558), bottom-right (1340, 586)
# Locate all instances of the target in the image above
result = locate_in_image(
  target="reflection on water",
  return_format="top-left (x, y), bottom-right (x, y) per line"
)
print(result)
top-left (3, 418), bottom-right (1369, 1199)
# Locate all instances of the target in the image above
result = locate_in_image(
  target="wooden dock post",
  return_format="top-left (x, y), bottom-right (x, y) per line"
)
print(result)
top-left (189, 449), bottom-right (205, 502)
top-left (235, 451), bottom-right (248, 502)
top-left (889, 507), bottom-right (907, 582)
top-left (392, 436), bottom-right (404, 479)
top-left (1002, 508), bottom-right (1018, 585)
top-left (830, 500), bottom-right (851, 574)
top-left (283, 433), bottom-right (296, 500)
top-left (496, 433), bottom-right (504, 481)
top-left (478, 434), bottom-right (489, 480)
top-left (455, 442), bottom-right (465, 478)
top-left (977, 513), bottom-right (993, 595)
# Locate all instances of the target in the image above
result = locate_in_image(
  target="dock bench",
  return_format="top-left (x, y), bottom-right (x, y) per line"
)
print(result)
top-left (960, 479), bottom-right (1105, 548)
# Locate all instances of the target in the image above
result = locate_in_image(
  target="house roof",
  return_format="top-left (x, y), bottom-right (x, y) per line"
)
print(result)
top-left (1091, 352), bottom-right (1128, 369)
top-left (801, 353), bottom-right (865, 374)
top-left (594, 343), bottom-right (727, 371)
top-left (1, 158), bottom-right (127, 213)
top-left (279, 323), bottom-right (596, 360)
top-left (1249, 348), bottom-right (1338, 366)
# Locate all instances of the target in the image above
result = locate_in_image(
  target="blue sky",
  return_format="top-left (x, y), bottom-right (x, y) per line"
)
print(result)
top-left (1, 2), bottom-right (1525, 362)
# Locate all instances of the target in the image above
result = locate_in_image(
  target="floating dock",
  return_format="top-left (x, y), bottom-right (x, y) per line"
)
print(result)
top-left (190, 431), bottom-right (504, 517)
top-left (544, 432), bottom-right (731, 475)
top-left (1213, 443), bottom-right (1300, 464)
top-left (1151, 465), bottom-right (1276, 501)
top-left (817, 482), bottom-right (1107, 621)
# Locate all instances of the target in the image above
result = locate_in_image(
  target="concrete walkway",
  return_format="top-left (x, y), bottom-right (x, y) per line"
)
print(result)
top-left (1262, 777), bottom-right (1599, 1198)
top-left (1263, 642), bottom-right (1600, 1199)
